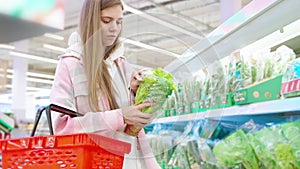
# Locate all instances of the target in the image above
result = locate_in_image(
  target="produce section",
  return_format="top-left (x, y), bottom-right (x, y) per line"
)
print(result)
top-left (0, 0), bottom-right (300, 168)
top-left (147, 0), bottom-right (300, 168)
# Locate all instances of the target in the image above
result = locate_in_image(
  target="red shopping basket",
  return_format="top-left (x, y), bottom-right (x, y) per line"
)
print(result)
top-left (0, 104), bottom-right (131, 169)
top-left (0, 133), bottom-right (131, 169)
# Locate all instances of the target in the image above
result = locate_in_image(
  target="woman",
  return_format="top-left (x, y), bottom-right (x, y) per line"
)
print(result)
top-left (50, 0), bottom-right (160, 168)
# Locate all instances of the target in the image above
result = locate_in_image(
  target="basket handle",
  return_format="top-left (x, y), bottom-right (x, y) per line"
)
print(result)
top-left (30, 104), bottom-right (83, 137)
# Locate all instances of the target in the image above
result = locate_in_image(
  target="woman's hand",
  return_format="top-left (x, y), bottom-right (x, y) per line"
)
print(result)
top-left (130, 70), bottom-right (146, 94)
top-left (122, 102), bottom-right (154, 127)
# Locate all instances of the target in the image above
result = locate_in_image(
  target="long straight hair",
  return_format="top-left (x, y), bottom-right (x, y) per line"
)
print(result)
top-left (79, 0), bottom-right (123, 112)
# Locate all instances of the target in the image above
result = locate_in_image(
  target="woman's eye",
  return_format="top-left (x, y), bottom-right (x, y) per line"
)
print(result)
top-left (102, 20), bottom-right (110, 24)
top-left (117, 20), bottom-right (122, 25)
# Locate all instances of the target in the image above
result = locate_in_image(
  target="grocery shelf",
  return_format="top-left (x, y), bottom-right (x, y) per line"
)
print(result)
top-left (152, 97), bottom-right (300, 124)
top-left (165, 0), bottom-right (300, 74)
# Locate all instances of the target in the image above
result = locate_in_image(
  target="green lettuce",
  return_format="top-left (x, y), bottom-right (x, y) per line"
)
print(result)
top-left (213, 129), bottom-right (259, 169)
top-left (135, 68), bottom-right (177, 114)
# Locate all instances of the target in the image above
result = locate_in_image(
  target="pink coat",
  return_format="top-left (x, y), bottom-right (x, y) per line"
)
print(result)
top-left (50, 32), bottom-right (160, 169)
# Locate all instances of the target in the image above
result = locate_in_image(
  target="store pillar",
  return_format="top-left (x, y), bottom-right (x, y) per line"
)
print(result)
top-left (11, 40), bottom-right (28, 123)
top-left (220, 0), bottom-right (242, 23)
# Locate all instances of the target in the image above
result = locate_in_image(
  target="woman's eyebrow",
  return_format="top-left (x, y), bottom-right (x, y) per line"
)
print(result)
top-left (101, 16), bottom-right (123, 20)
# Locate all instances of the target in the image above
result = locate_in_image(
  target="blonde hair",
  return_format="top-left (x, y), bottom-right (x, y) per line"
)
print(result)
top-left (79, 0), bottom-right (123, 112)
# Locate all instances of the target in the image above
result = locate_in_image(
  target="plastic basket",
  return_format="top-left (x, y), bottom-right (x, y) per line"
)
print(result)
top-left (0, 133), bottom-right (131, 169)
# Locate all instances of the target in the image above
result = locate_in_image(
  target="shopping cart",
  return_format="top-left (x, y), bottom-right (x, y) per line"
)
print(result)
top-left (0, 104), bottom-right (131, 169)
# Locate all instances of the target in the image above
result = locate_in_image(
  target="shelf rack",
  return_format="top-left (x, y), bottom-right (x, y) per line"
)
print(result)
top-left (152, 97), bottom-right (300, 124)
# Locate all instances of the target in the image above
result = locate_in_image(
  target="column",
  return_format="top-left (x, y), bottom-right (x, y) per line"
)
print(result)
top-left (11, 40), bottom-right (28, 123)
top-left (220, 0), bottom-right (242, 23)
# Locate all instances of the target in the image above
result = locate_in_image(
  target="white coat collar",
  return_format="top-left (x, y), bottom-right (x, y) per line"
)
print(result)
top-left (59, 31), bottom-right (125, 64)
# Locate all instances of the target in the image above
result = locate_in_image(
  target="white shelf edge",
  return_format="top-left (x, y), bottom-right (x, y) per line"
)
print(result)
top-left (152, 97), bottom-right (300, 124)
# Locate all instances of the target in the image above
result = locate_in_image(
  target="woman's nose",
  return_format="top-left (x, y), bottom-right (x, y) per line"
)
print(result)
top-left (109, 22), bottom-right (118, 32)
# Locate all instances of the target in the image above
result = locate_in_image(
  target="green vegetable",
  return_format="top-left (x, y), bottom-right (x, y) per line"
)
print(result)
top-left (281, 121), bottom-right (300, 168)
top-left (213, 129), bottom-right (259, 169)
top-left (275, 143), bottom-right (297, 169)
top-left (125, 68), bottom-right (176, 136)
top-left (135, 68), bottom-right (177, 114)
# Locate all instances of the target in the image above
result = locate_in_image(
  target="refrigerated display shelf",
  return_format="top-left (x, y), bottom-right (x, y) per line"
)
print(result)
top-left (165, 0), bottom-right (300, 75)
top-left (152, 97), bottom-right (300, 124)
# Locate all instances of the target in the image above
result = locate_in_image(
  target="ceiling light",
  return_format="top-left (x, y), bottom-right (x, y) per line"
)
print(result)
top-left (10, 51), bottom-right (58, 64)
top-left (121, 37), bottom-right (181, 58)
top-left (6, 85), bottom-right (51, 92)
top-left (6, 75), bottom-right (53, 85)
top-left (123, 3), bottom-right (203, 40)
top-left (26, 71), bottom-right (54, 79)
top-left (26, 77), bottom-right (53, 84)
top-left (43, 44), bottom-right (66, 53)
top-left (44, 33), bottom-right (64, 41)
top-left (0, 44), bottom-right (15, 50)
top-left (7, 69), bottom-right (54, 79)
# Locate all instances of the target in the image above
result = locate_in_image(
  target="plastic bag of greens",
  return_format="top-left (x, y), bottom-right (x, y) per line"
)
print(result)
top-left (168, 143), bottom-right (193, 169)
top-left (280, 121), bottom-right (300, 168)
top-left (213, 129), bottom-right (259, 169)
top-left (227, 51), bottom-right (252, 92)
top-left (272, 45), bottom-right (296, 77)
top-left (125, 68), bottom-right (177, 136)
top-left (247, 125), bottom-right (288, 169)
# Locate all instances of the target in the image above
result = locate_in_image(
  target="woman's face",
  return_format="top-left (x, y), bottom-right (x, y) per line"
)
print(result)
top-left (101, 5), bottom-right (123, 47)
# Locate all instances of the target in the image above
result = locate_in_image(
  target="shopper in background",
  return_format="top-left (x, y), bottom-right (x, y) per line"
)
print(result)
top-left (50, 0), bottom-right (160, 168)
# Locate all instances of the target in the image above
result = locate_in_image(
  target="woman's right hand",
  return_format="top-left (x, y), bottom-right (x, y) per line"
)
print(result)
top-left (122, 102), bottom-right (154, 127)
top-left (130, 70), bottom-right (146, 94)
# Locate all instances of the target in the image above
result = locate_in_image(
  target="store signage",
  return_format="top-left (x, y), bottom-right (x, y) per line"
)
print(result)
top-left (0, 0), bottom-right (64, 29)
top-left (0, 59), bottom-right (8, 92)
top-left (281, 78), bottom-right (300, 94)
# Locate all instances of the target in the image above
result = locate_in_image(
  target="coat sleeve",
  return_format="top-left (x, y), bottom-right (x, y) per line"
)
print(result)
top-left (50, 57), bottom-right (125, 137)
top-left (138, 130), bottom-right (162, 169)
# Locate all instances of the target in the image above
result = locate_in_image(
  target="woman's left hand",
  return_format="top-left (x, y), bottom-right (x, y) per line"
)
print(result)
top-left (130, 70), bottom-right (145, 94)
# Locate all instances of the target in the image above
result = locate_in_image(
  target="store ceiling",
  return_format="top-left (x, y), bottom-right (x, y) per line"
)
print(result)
top-left (0, 0), bottom-right (252, 96)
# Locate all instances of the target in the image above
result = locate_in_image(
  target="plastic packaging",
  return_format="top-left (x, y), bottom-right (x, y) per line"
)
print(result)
top-left (125, 68), bottom-right (177, 136)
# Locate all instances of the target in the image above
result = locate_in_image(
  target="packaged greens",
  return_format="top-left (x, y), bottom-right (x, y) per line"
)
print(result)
top-left (227, 51), bottom-right (252, 92)
top-left (272, 45), bottom-right (296, 77)
top-left (213, 129), bottom-right (259, 169)
top-left (275, 143), bottom-right (298, 169)
top-left (168, 144), bottom-right (193, 169)
top-left (280, 121), bottom-right (300, 168)
top-left (264, 52), bottom-right (274, 79)
top-left (125, 68), bottom-right (177, 136)
top-left (197, 138), bottom-right (216, 165)
top-left (206, 61), bottom-right (226, 108)
top-left (247, 125), bottom-right (287, 169)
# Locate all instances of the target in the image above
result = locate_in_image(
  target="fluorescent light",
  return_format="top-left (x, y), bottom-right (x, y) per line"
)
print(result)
top-left (44, 33), bottom-right (64, 41)
top-left (0, 44), bottom-right (15, 50)
top-left (26, 91), bottom-right (51, 97)
top-left (6, 85), bottom-right (51, 92)
top-left (26, 71), bottom-right (54, 79)
top-left (7, 69), bottom-right (54, 79)
top-left (123, 3), bottom-right (202, 40)
top-left (10, 51), bottom-right (58, 64)
top-left (121, 37), bottom-right (181, 58)
top-left (43, 44), bottom-right (66, 53)
top-left (6, 75), bottom-right (53, 85)
top-left (26, 77), bottom-right (53, 84)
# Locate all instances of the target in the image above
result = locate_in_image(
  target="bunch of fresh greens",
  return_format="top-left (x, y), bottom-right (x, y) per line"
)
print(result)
top-left (135, 67), bottom-right (177, 113)
top-left (213, 129), bottom-right (259, 169)
top-left (125, 68), bottom-right (177, 136)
